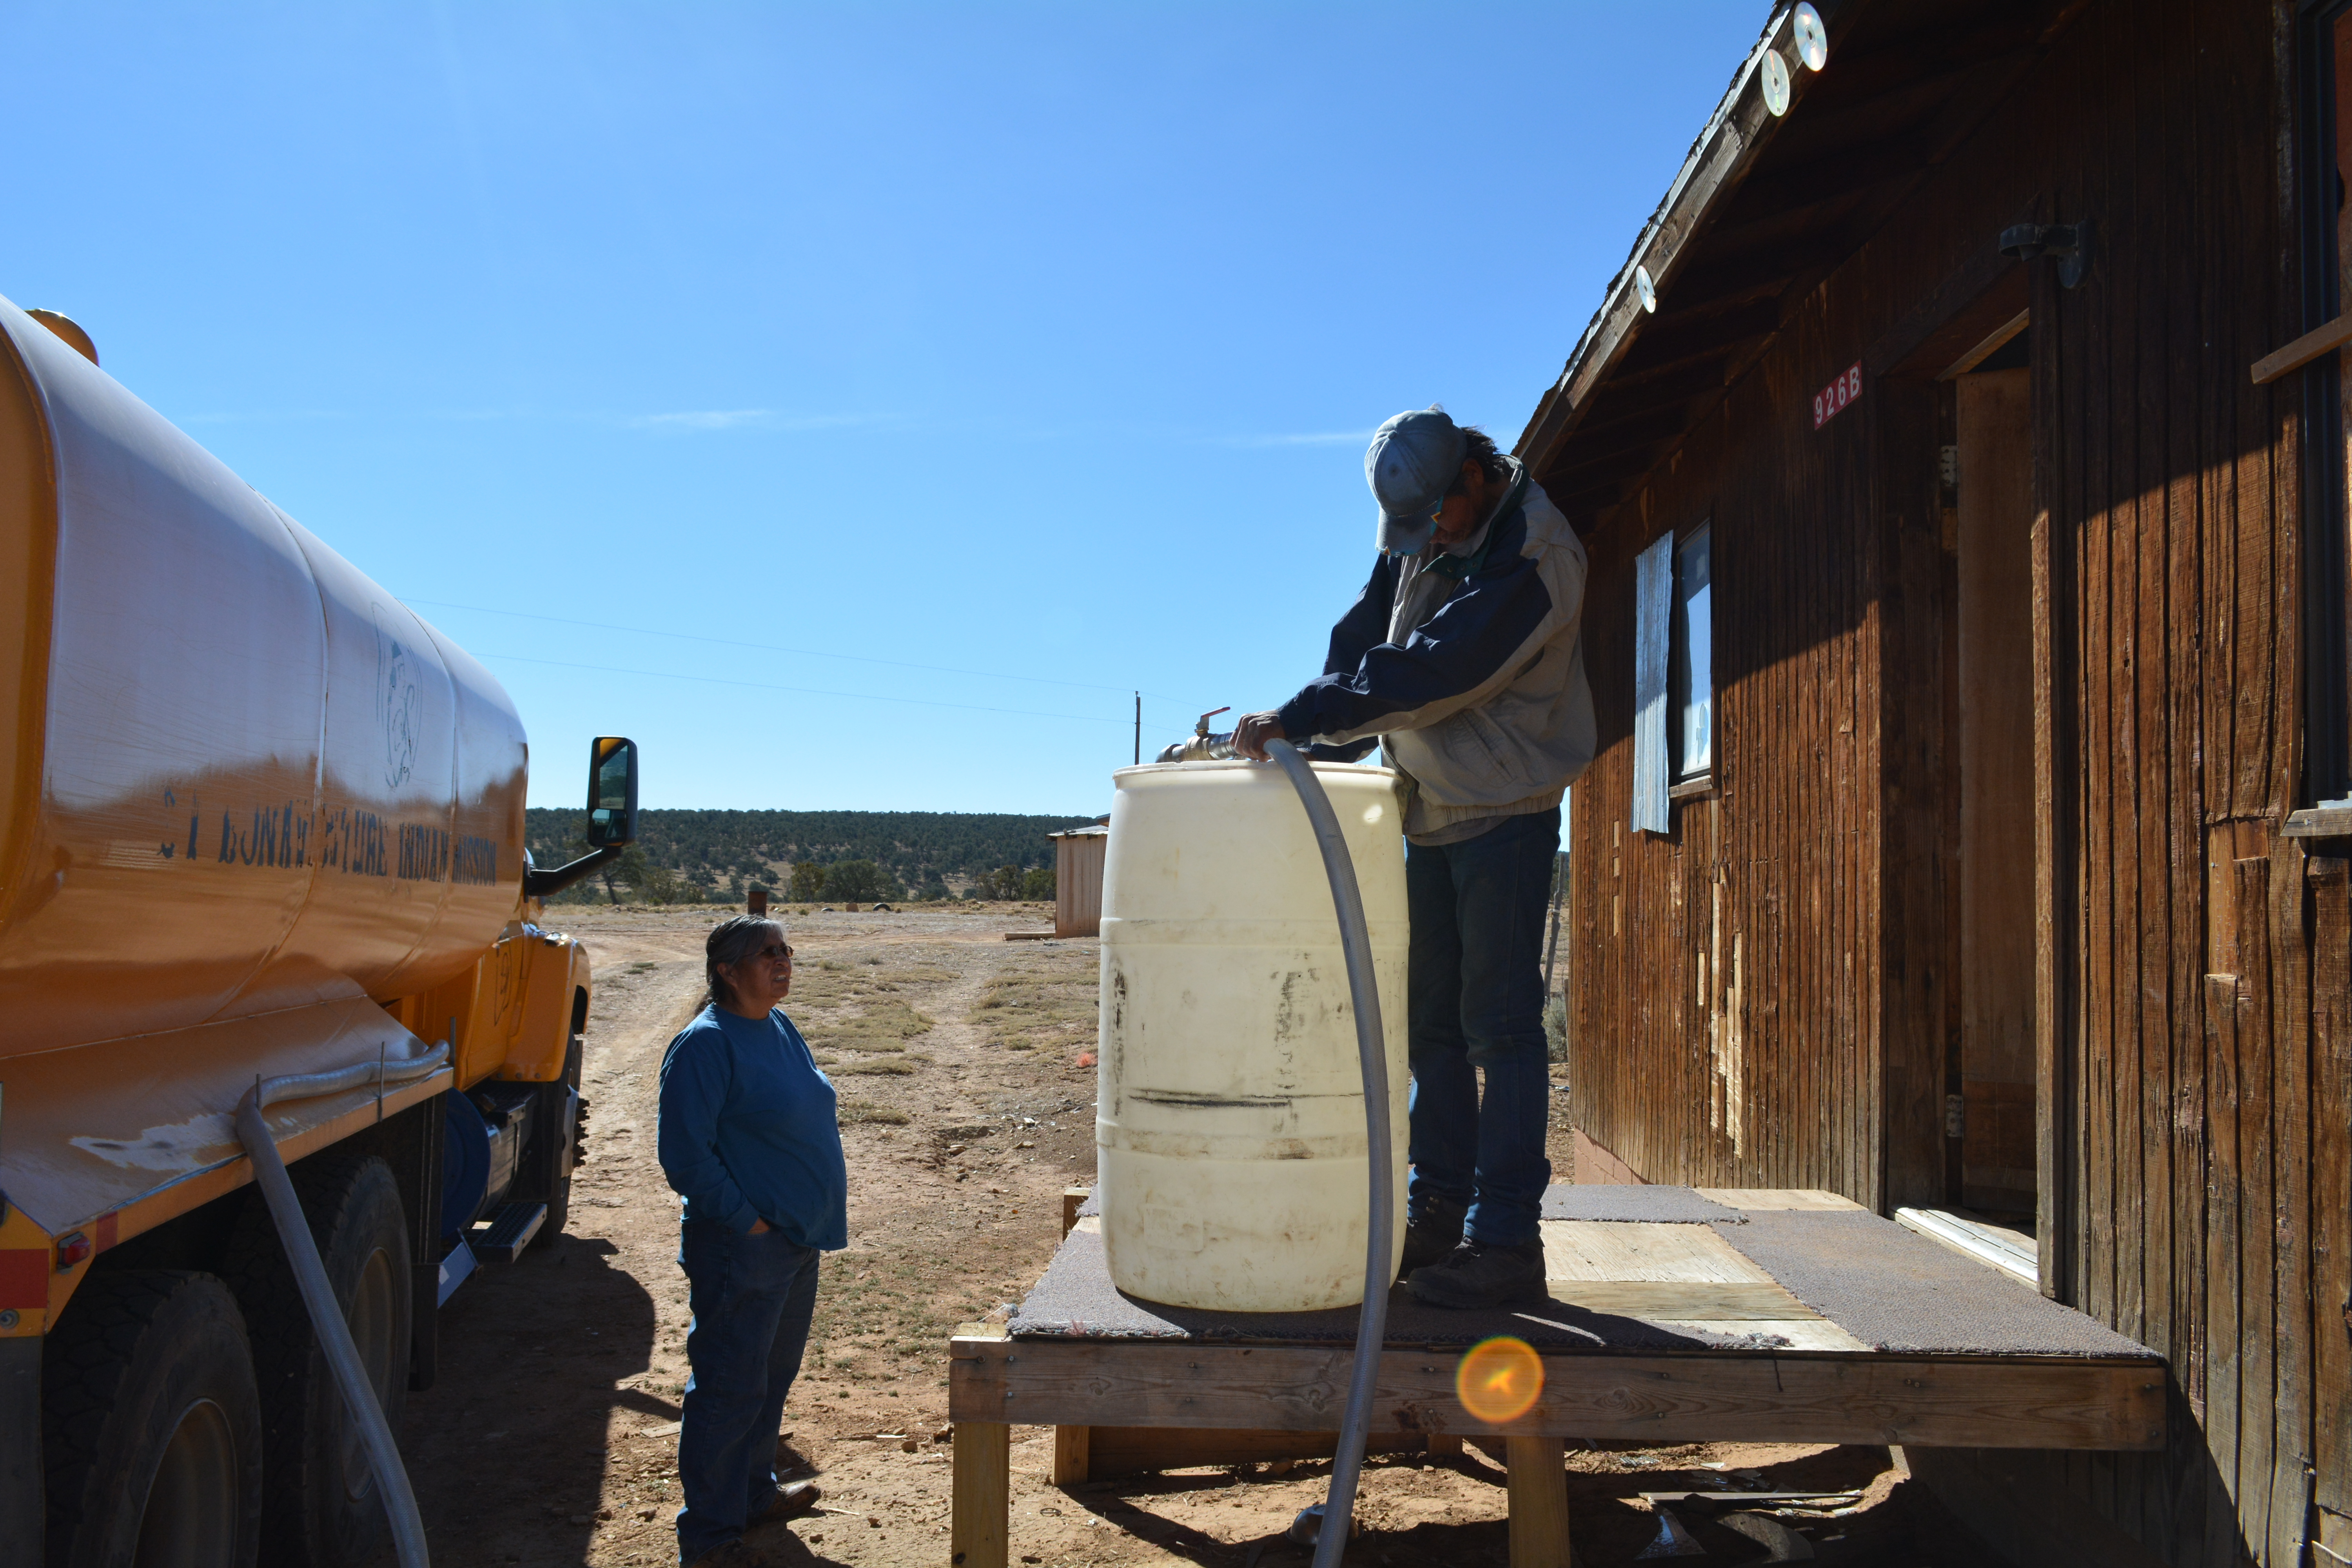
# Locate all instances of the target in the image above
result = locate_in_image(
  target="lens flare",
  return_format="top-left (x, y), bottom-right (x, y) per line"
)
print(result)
top-left (1454, 1336), bottom-right (1543, 1424)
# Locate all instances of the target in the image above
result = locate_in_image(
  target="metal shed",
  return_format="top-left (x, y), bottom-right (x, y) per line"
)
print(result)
top-left (1048, 824), bottom-right (1107, 938)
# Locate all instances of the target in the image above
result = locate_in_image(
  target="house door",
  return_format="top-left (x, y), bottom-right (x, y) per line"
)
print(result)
top-left (1953, 350), bottom-right (2037, 1217)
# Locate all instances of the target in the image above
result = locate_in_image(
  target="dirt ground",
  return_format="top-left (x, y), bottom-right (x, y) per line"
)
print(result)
top-left (397, 903), bottom-right (1998, 1568)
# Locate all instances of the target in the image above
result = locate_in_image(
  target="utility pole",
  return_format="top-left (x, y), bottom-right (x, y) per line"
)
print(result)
top-left (1133, 691), bottom-right (1140, 766)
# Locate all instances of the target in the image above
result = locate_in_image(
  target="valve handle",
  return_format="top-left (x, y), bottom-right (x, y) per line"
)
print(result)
top-left (1194, 706), bottom-right (1232, 736)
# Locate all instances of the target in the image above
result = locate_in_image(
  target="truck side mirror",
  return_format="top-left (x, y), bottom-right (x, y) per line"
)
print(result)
top-left (586, 737), bottom-right (639, 847)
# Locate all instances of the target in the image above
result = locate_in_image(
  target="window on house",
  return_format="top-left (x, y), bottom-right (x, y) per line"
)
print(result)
top-left (1633, 522), bottom-right (1712, 833)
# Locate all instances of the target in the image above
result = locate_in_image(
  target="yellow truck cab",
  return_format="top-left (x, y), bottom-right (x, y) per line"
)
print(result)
top-left (0, 295), bottom-right (636, 1567)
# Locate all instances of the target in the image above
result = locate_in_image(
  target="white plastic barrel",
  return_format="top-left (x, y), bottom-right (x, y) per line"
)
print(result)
top-left (1096, 759), bottom-right (1409, 1312)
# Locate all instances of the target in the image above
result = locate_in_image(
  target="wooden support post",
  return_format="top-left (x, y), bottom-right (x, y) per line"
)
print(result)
top-left (1053, 1423), bottom-right (1091, 1485)
top-left (951, 1421), bottom-right (1010, 1568)
top-left (1504, 1436), bottom-right (1570, 1568)
top-left (1060, 1187), bottom-right (1089, 1238)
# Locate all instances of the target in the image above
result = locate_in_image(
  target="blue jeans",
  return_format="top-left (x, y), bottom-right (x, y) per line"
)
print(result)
top-left (1405, 807), bottom-right (1558, 1248)
top-left (676, 1220), bottom-right (821, 1563)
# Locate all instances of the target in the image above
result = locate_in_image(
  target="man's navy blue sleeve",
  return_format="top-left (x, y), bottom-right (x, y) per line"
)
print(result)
top-left (1319, 555), bottom-right (1396, 679)
top-left (1276, 530), bottom-right (1554, 746)
top-left (657, 1026), bottom-right (759, 1234)
top-left (1293, 556), bottom-right (1396, 762)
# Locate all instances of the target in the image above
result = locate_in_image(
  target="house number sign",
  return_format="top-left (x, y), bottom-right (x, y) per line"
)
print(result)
top-left (1813, 361), bottom-right (1862, 429)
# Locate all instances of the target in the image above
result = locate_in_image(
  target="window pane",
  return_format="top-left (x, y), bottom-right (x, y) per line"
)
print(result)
top-left (1632, 533), bottom-right (1674, 831)
top-left (1673, 527), bottom-right (1713, 778)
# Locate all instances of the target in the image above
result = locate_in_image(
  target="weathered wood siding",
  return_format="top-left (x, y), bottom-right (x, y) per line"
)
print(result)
top-left (1552, 2), bottom-right (2345, 1563)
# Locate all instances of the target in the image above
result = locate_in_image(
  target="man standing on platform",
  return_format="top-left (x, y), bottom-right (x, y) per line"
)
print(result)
top-left (1232, 406), bottom-right (1593, 1310)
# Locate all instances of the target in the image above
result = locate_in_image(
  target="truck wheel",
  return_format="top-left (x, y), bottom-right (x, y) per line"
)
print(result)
top-left (522, 1029), bottom-right (586, 1250)
top-left (219, 1154), bottom-right (412, 1568)
top-left (42, 1269), bottom-right (264, 1568)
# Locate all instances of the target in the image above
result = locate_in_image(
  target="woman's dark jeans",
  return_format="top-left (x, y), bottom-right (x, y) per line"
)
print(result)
top-left (1405, 806), bottom-right (1559, 1248)
top-left (675, 1219), bottom-right (820, 1563)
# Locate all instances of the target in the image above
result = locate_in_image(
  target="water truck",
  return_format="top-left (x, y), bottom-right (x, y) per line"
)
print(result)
top-left (0, 296), bottom-right (641, 1567)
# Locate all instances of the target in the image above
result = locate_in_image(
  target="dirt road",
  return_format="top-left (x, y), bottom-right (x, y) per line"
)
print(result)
top-left (396, 904), bottom-right (1988, 1568)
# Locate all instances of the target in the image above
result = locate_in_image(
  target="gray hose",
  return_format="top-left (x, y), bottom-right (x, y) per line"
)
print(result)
top-left (1263, 740), bottom-right (1393, 1568)
top-left (236, 1041), bottom-right (448, 1568)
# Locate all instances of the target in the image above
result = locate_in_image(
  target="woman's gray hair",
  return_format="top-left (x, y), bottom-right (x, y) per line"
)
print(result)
top-left (706, 915), bottom-right (787, 1007)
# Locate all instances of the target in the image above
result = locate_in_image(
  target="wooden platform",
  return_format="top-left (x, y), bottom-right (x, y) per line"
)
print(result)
top-left (945, 1187), bottom-right (2165, 1568)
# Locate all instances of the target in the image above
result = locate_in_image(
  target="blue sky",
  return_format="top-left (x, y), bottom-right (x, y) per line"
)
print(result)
top-left (6, 2), bottom-right (1760, 814)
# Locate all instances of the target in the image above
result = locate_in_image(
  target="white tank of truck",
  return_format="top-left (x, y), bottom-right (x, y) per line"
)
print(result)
top-left (1094, 759), bottom-right (1408, 1312)
top-left (0, 300), bottom-right (527, 1056)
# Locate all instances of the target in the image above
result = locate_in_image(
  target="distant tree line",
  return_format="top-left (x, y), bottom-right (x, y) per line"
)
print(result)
top-left (524, 807), bottom-right (1092, 906)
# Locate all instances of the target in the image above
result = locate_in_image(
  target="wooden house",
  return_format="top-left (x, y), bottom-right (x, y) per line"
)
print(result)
top-left (1524, 2), bottom-right (2350, 1563)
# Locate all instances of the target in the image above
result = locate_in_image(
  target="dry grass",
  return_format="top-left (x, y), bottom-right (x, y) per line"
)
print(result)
top-left (791, 958), bottom-right (951, 1060)
top-left (969, 963), bottom-right (1095, 1054)
top-left (835, 1098), bottom-right (909, 1126)
top-left (811, 997), bottom-right (935, 1053)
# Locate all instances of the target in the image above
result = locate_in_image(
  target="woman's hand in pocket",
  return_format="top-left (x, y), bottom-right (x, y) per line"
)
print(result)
top-left (749, 1218), bottom-right (773, 1234)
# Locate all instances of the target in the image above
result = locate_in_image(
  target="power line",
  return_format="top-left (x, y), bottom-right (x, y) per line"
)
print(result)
top-left (405, 595), bottom-right (1193, 703)
top-left (472, 650), bottom-right (1176, 727)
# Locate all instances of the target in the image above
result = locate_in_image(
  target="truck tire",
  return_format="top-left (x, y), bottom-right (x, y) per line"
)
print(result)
top-left (218, 1154), bottom-right (412, 1568)
top-left (521, 1029), bottom-right (586, 1250)
top-left (42, 1269), bottom-right (264, 1568)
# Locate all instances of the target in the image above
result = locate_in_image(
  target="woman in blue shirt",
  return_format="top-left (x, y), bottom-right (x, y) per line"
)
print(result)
top-left (658, 915), bottom-right (848, 1567)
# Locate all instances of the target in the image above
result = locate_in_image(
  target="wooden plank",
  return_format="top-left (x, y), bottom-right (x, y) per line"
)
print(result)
top-left (1956, 367), bottom-right (2040, 1214)
top-left (2234, 858), bottom-right (2277, 1550)
top-left (1051, 1424), bottom-right (1089, 1486)
top-left (1659, 1319), bottom-right (1873, 1353)
top-left (2311, 858), bottom-right (2352, 1568)
top-left (2029, 157), bottom-right (2077, 1310)
top-left (2267, 843), bottom-right (2315, 1568)
top-left (1937, 308), bottom-right (2032, 381)
top-left (949, 1421), bottom-right (1010, 1568)
top-left (1872, 373), bottom-right (1955, 1214)
top-left (2246, 310), bottom-right (2352, 384)
top-left (1695, 1188), bottom-right (1867, 1211)
top-left (947, 1338), bottom-right (2166, 1450)
top-left (2281, 805), bottom-right (2352, 838)
top-left (1538, 1220), bottom-right (1774, 1283)
top-left (2203, 970), bottom-right (2247, 1568)
top-left (1505, 1436), bottom-right (1572, 1568)
top-left (1082, 1426), bottom-right (1431, 1481)
top-left (1060, 1187), bottom-right (1089, 1238)
top-left (1543, 1281), bottom-right (1816, 1319)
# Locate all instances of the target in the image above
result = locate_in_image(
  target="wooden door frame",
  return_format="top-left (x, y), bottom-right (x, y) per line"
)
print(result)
top-left (1863, 242), bottom-right (2070, 1250)
top-left (2024, 249), bottom-right (2075, 1302)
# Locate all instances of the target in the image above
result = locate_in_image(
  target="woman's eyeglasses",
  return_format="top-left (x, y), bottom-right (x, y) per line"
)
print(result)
top-left (755, 943), bottom-right (794, 962)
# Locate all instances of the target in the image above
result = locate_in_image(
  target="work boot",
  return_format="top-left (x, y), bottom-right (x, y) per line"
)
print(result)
top-left (1396, 1201), bottom-right (1469, 1278)
top-left (749, 1480), bottom-right (823, 1526)
top-left (1405, 1239), bottom-right (1548, 1309)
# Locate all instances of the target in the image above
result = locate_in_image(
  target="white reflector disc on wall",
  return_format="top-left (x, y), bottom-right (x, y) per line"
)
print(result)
top-left (1761, 49), bottom-right (1791, 115)
top-left (1793, 4), bottom-right (1829, 70)
top-left (1635, 265), bottom-right (1657, 314)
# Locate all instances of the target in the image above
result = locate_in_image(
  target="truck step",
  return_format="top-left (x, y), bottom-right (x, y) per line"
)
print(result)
top-left (472, 1201), bottom-right (548, 1264)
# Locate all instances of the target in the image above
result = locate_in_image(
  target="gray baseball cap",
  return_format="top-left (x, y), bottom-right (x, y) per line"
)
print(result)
top-left (1365, 406), bottom-right (1468, 554)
